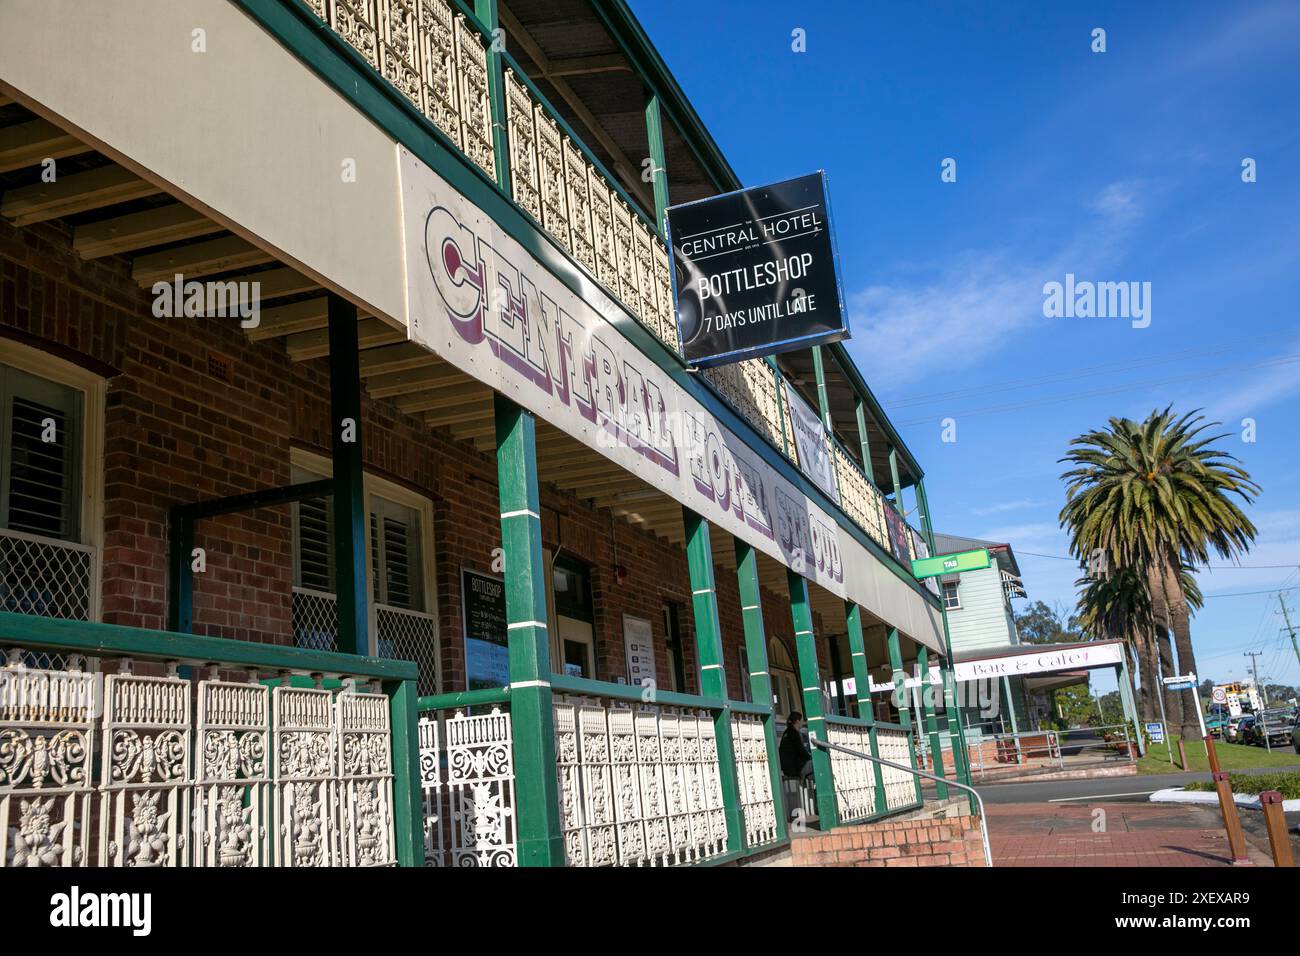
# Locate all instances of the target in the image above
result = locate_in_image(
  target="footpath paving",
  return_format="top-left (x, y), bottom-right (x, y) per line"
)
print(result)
top-left (986, 802), bottom-right (1274, 867)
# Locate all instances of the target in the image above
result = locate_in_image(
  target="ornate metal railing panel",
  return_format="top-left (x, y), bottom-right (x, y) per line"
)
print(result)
top-left (729, 711), bottom-right (777, 847)
top-left (554, 695), bottom-right (726, 867)
top-left (832, 444), bottom-right (890, 552)
top-left (419, 705), bottom-right (516, 866)
top-left (0, 657), bottom-right (96, 867)
top-left (0, 528), bottom-right (94, 622)
top-left (195, 680), bottom-right (271, 867)
top-left (98, 672), bottom-right (192, 867)
top-left (703, 360), bottom-right (785, 451)
top-left (824, 719), bottom-right (876, 823)
top-left (305, 0), bottom-right (496, 182)
top-left (337, 691), bottom-right (396, 866)
top-left (0, 626), bottom-right (414, 868)
top-left (876, 725), bottom-right (916, 811)
top-left (273, 685), bottom-right (341, 867)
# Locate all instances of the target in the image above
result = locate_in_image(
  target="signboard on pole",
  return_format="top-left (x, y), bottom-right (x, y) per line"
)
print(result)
top-left (911, 548), bottom-right (992, 581)
top-left (1145, 721), bottom-right (1165, 743)
top-left (664, 172), bottom-right (849, 367)
top-left (782, 382), bottom-right (840, 504)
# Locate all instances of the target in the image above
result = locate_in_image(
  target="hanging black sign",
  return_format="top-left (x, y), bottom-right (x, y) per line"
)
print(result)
top-left (665, 171), bottom-right (849, 367)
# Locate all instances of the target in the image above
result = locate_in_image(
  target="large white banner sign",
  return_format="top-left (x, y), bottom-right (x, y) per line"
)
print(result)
top-left (398, 148), bottom-right (942, 651)
top-left (952, 642), bottom-right (1124, 682)
top-left (782, 382), bottom-right (840, 506)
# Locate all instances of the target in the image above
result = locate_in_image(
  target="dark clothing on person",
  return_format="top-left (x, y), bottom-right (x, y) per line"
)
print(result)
top-left (780, 723), bottom-right (812, 778)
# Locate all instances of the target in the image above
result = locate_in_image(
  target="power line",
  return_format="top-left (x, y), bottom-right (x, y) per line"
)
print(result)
top-left (1015, 549), bottom-right (1299, 570)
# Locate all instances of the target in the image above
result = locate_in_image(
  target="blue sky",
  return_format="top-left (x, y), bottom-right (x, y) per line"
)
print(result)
top-left (632, 0), bottom-right (1300, 694)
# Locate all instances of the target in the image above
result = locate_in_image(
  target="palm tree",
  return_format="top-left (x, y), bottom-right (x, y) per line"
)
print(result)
top-left (1076, 566), bottom-right (1204, 723)
top-left (1060, 408), bottom-right (1258, 740)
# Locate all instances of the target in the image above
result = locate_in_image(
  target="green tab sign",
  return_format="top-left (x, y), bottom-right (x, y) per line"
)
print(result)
top-left (911, 548), bottom-right (991, 580)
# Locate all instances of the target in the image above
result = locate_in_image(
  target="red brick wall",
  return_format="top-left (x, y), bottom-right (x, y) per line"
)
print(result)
top-left (0, 215), bottom-right (830, 694)
top-left (791, 814), bottom-right (986, 867)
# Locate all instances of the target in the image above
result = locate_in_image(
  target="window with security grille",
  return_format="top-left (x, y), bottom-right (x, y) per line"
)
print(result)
top-left (0, 366), bottom-right (82, 542)
top-left (0, 363), bottom-right (90, 622)
top-left (290, 464), bottom-right (437, 692)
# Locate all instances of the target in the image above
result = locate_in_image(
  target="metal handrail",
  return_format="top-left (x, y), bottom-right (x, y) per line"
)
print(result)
top-left (812, 736), bottom-right (992, 867)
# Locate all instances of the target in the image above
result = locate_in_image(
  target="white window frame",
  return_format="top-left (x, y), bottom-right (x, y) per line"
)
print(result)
top-left (0, 339), bottom-right (105, 621)
top-left (290, 447), bottom-right (439, 672)
top-left (942, 581), bottom-right (961, 611)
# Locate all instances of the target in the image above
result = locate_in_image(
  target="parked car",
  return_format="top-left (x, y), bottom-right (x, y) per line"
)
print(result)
top-left (1234, 714), bottom-right (1257, 745)
top-left (1205, 710), bottom-right (1229, 738)
top-left (1225, 715), bottom-right (1247, 742)
top-left (1249, 709), bottom-right (1294, 747)
top-left (1291, 715), bottom-right (1300, 755)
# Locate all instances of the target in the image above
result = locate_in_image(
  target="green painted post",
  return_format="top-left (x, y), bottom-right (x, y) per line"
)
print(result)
top-left (845, 603), bottom-right (886, 811)
top-left (474, 0), bottom-right (512, 191)
top-left (385, 675), bottom-right (424, 866)
top-left (683, 508), bottom-right (744, 854)
top-left (887, 627), bottom-right (923, 805)
top-left (811, 345), bottom-right (842, 496)
top-left (328, 293), bottom-right (368, 657)
top-left (917, 645), bottom-right (948, 799)
top-left (888, 446), bottom-right (903, 517)
top-left (853, 395), bottom-right (876, 485)
top-left (494, 393), bottom-right (564, 865)
top-left (644, 93), bottom-right (670, 238)
top-left (735, 539), bottom-right (788, 842)
top-left (769, 356), bottom-right (791, 458)
top-left (788, 569), bottom-right (838, 827)
top-left (1117, 658), bottom-right (1145, 758)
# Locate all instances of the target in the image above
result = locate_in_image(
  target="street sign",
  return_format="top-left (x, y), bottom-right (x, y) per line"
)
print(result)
top-left (911, 547), bottom-right (991, 580)
top-left (665, 172), bottom-right (849, 367)
top-left (1211, 687), bottom-right (1227, 704)
top-left (1145, 721), bottom-right (1165, 743)
top-left (1162, 673), bottom-right (1196, 691)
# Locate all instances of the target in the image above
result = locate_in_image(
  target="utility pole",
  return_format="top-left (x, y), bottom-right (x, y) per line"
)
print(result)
top-left (1243, 651), bottom-right (1269, 752)
top-left (1280, 594), bottom-right (1300, 674)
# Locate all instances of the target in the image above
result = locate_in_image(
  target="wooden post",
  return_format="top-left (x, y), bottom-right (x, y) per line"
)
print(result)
top-left (1212, 770), bottom-right (1252, 865)
top-left (1260, 791), bottom-right (1295, 867)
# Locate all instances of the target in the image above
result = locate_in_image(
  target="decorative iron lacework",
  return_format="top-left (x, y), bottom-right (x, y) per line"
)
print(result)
top-left (0, 658), bottom-right (96, 866)
top-left (420, 706), bottom-right (516, 866)
top-left (555, 697), bottom-right (728, 867)
top-left (98, 672), bottom-right (192, 867)
top-left (730, 712), bottom-right (777, 846)
top-left (825, 722), bottom-right (876, 822)
top-left (0, 652), bottom-right (400, 868)
top-left (195, 680), bottom-right (270, 867)
top-left (877, 726), bottom-right (916, 811)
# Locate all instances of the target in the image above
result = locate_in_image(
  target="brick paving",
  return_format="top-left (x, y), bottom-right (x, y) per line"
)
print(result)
top-left (986, 802), bottom-right (1272, 867)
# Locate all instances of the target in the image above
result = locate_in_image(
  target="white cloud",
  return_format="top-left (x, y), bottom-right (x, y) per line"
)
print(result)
top-left (844, 181), bottom-right (1148, 390)
top-left (971, 498), bottom-right (1044, 517)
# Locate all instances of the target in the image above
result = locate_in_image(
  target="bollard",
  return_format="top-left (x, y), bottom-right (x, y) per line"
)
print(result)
top-left (1259, 790), bottom-right (1294, 867)
top-left (1213, 771), bottom-right (1252, 865)
top-left (1176, 738), bottom-right (1188, 770)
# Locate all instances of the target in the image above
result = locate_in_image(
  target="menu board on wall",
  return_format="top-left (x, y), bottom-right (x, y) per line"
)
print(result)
top-left (463, 568), bottom-right (508, 690)
top-left (622, 614), bottom-right (658, 689)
